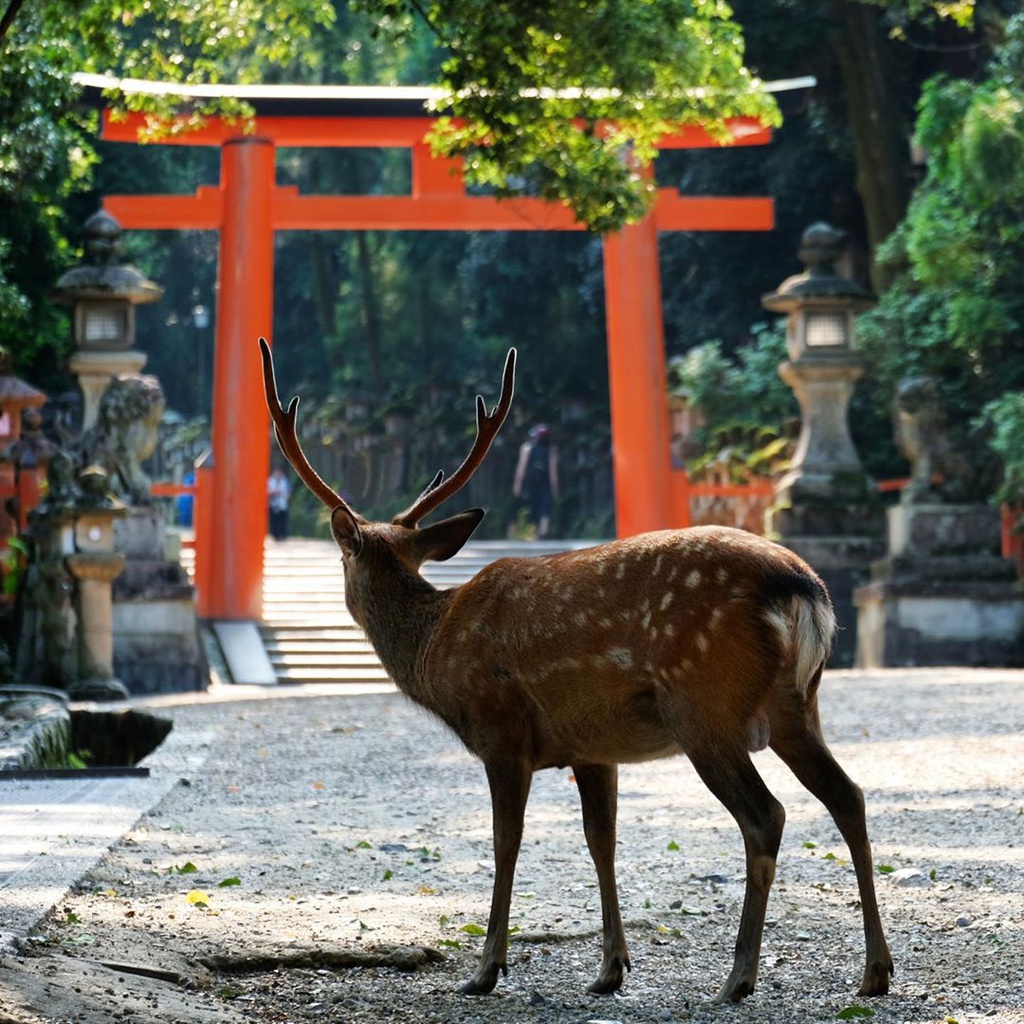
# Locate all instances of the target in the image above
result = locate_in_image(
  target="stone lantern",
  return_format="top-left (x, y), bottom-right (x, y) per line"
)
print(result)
top-left (51, 210), bottom-right (163, 433)
top-left (64, 466), bottom-right (129, 701)
top-left (0, 346), bottom-right (46, 443)
top-left (761, 223), bottom-right (884, 667)
top-left (0, 347), bottom-right (48, 540)
top-left (761, 223), bottom-right (876, 506)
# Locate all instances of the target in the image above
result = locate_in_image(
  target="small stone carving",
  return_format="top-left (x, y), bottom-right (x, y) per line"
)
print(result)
top-left (894, 376), bottom-right (971, 504)
top-left (80, 374), bottom-right (165, 504)
top-left (38, 448), bottom-right (79, 512)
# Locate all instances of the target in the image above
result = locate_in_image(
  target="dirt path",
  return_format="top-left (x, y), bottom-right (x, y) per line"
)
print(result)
top-left (1, 668), bottom-right (1022, 1024)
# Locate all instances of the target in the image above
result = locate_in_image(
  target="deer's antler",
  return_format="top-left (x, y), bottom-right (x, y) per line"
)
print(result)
top-left (259, 337), bottom-right (356, 515)
top-left (394, 348), bottom-right (516, 527)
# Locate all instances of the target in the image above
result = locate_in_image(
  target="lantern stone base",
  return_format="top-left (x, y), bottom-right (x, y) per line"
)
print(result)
top-left (853, 504), bottom-right (1024, 668)
top-left (111, 508), bottom-right (208, 695)
top-left (67, 675), bottom-right (130, 702)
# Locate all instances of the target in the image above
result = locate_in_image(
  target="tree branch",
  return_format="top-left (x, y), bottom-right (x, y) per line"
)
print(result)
top-left (0, 0), bottom-right (26, 48)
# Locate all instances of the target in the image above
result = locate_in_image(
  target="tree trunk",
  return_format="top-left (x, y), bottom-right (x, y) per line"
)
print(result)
top-left (833, 0), bottom-right (911, 291)
top-left (354, 231), bottom-right (383, 400)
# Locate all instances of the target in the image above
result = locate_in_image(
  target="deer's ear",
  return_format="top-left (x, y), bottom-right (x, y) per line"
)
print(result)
top-left (416, 509), bottom-right (484, 563)
top-left (331, 505), bottom-right (363, 557)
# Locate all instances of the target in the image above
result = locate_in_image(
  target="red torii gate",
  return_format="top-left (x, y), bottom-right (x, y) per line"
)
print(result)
top-left (81, 78), bottom-right (787, 622)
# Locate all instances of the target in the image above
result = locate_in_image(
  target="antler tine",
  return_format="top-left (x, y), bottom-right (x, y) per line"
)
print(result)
top-left (394, 348), bottom-right (517, 527)
top-left (259, 337), bottom-right (353, 514)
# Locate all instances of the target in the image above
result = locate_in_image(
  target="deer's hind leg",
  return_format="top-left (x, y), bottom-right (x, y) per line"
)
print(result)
top-left (574, 762), bottom-right (630, 994)
top-left (768, 684), bottom-right (894, 997)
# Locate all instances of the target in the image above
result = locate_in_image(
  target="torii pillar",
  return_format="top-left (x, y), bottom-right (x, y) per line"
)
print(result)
top-left (93, 86), bottom-right (776, 621)
top-left (208, 138), bottom-right (275, 619)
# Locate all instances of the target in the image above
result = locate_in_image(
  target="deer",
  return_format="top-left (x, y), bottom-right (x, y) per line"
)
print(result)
top-left (259, 338), bottom-right (893, 1004)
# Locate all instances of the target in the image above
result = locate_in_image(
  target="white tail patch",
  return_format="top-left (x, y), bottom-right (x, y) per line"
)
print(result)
top-left (762, 594), bottom-right (836, 695)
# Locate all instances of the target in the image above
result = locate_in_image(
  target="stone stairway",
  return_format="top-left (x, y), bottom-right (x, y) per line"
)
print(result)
top-left (258, 536), bottom-right (600, 685)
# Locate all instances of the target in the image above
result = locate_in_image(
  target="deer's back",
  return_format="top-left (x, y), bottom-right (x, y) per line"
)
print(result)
top-left (421, 527), bottom-right (832, 769)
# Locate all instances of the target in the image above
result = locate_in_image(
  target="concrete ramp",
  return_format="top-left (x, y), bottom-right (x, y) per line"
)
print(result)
top-left (212, 621), bottom-right (277, 685)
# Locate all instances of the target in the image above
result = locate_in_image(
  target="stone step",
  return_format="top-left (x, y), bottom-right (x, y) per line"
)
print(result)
top-left (263, 638), bottom-right (375, 653)
top-left (190, 536), bottom-right (603, 685)
top-left (271, 665), bottom-right (392, 684)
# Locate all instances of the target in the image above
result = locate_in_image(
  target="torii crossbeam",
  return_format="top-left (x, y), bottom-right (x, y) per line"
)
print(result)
top-left (78, 76), bottom-right (804, 622)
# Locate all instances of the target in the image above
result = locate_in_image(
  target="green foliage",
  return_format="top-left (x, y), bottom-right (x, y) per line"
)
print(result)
top-left (835, 1006), bottom-right (875, 1021)
top-left (0, 537), bottom-right (29, 596)
top-left (0, 0), bottom-right (333, 384)
top-left (667, 323), bottom-right (795, 476)
top-left (360, 0), bottom-right (780, 231)
top-left (857, 14), bottom-right (1024, 500)
top-left (978, 391), bottom-right (1024, 507)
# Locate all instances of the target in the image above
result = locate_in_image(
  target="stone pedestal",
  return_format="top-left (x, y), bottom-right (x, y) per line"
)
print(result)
top-left (775, 355), bottom-right (867, 504)
top-left (111, 507), bottom-right (207, 694)
top-left (854, 504), bottom-right (1024, 667)
top-left (66, 550), bottom-right (129, 701)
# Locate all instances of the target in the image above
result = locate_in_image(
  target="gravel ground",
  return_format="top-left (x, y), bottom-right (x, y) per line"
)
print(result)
top-left (1, 667), bottom-right (1022, 1024)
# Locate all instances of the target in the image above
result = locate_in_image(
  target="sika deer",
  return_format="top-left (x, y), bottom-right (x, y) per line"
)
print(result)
top-left (259, 339), bottom-right (893, 1003)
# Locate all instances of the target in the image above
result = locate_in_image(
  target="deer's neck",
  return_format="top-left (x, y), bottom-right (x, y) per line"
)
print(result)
top-left (354, 571), bottom-right (453, 696)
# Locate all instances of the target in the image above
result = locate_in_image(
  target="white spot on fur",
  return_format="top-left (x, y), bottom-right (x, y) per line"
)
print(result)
top-left (649, 626), bottom-right (659, 642)
top-left (653, 554), bottom-right (664, 576)
top-left (574, 610), bottom-right (589, 627)
top-left (606, 647), bottom-right (634, 669)
top-left (660, 592), bottom-right (674, 612)
top-left (641, 611), bottom-right (652, 630)
top-left (708, 607), bottom-right (723, 629)
top-left (694, 632), bottom-right (709, 654)
top-left (716, 567), bottom-right (729, 585)
top-left (664, 623), bottom-right (676, 639)
top-left (615, 563), bottom-right (626, 580)
top-left (686, 569), bottom-right (701, 589)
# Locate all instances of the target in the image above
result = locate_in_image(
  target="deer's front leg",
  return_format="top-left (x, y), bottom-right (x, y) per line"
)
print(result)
top-left (574, 762), bottom-right (630, 994)
top-left (460, 757), bottom-right (532, 995)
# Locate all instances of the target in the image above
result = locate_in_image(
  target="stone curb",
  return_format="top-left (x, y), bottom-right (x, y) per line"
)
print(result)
top-left (0, 686), bottom-right (71, 771)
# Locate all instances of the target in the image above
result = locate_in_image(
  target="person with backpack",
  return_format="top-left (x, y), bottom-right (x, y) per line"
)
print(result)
top-left (512, 423), bottom-right (559, 539)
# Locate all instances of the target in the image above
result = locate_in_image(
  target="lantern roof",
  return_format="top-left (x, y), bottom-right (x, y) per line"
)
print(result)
top-left (762, 222), bottom-right (875, 314)
top-left (0, 347), bottom-right (46, 410)
top-left (51, 210), bottom-right (163, 306)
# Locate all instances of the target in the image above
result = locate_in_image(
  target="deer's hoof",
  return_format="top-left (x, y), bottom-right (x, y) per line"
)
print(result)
top-left (460, 962), bottom-right (503, 996)
top-left (857, 954), bottom-right (894, 997)
top-left (587, 955), bottom-right (630, 995)
top-left (712, 973), bottom-right (755, 1004)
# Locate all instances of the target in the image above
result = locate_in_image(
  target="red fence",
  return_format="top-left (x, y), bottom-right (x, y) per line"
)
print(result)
top-left (1002, 504), bottom-right (1024, 578)
top-left (5, 469), bottom-right (1022, 612)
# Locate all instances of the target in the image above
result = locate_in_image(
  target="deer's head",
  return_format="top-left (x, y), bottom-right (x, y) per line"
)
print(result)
top-left (259, 338), bottom-right (516, 596)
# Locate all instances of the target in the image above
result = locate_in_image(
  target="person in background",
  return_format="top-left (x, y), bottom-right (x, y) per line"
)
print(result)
top-left (267, 464), bottom-right (292, 542)
top-left (176, 470), bottom-right (195, 528)
top-left (513, 423), bottom-right (559, 539)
